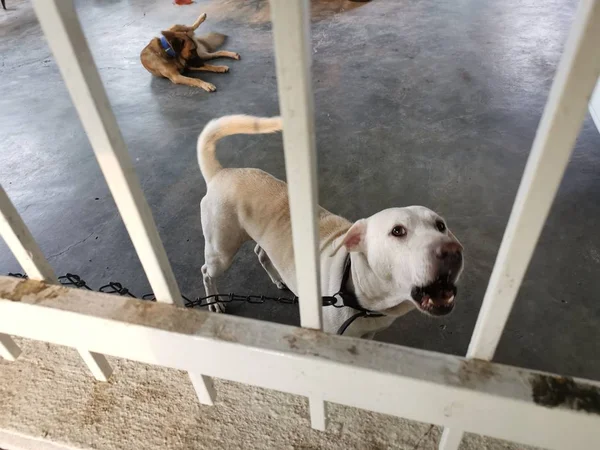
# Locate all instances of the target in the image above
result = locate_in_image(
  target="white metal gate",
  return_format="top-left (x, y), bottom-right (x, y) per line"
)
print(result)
top-left (1, 1), bottom-right (599, 449)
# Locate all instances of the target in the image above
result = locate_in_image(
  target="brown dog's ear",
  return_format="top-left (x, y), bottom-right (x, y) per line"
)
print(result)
top-left (161, 30), bottom-right (188, 52)
top-left (161, 31), bottom-right (189, 40)
top-left (331, 220), bottom-right (367, 255)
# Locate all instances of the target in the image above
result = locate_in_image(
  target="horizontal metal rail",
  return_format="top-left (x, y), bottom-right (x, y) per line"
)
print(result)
top-left (1, 276), bottom-right (599, 450)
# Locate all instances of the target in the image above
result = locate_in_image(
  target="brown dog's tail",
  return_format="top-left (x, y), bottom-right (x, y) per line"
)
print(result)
top-left (198, 115), bottom-right (282, 183)
top-left (197, 32), bottom-right (227, 52)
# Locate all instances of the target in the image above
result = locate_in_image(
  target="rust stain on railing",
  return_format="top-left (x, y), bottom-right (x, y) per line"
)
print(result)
top-left (531, 374), bottom-right (600, 415)
top-left (0, 279), bottom-right (63, 302)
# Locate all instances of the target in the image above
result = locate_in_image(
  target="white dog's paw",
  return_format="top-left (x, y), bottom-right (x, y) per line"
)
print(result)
top-left (209, 302), bottom-right (226, 313)
top-left (275, 280), bottom-right (288, 290)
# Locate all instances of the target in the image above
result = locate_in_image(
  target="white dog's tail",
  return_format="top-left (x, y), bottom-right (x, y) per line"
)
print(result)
top-left (197, 115), bottom-right (282, 183)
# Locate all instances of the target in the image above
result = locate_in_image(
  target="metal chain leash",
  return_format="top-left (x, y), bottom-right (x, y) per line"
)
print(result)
top-left (6, 272), bottom-right (347, 310)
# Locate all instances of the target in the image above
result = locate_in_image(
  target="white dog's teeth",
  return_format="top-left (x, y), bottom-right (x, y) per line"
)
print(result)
top-left (447, 296), bottom-right (455, 304)
top-left (427, 298), bottom-right (434, 306)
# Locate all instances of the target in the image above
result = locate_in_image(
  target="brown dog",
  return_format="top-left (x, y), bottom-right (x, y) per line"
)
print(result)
top-left (140, 13), bottom-right (240, 92)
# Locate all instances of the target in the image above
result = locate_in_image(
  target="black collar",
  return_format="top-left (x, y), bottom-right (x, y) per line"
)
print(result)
top-left (336, 256), bottom-right (384, 335)
top-left (337, 256), bottom-right (372, 312)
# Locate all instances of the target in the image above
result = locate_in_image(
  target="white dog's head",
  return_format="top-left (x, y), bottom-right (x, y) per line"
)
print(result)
top-left (338, 206), bottom-right (463, 317)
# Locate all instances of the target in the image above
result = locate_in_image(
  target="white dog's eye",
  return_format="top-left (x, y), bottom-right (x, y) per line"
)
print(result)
top-left (436, 220), bottom-right (446, 232)
top-left (391, 225), bottom-right (407, 237)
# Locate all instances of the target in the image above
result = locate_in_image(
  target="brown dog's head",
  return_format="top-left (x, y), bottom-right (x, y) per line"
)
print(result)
top-left (160, 30), bottom-right (197, 60)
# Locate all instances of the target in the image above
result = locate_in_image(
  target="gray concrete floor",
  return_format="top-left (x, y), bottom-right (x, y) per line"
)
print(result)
top-left (1, 0), bottom-right (599, 382)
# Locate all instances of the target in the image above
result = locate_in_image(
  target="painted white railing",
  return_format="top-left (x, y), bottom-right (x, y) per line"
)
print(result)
top-left (1, 1), bottom-right (599, 449)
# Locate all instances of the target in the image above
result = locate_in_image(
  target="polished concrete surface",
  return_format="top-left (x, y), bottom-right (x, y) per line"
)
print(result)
top-left (1, 0), bottom-right (599, 380)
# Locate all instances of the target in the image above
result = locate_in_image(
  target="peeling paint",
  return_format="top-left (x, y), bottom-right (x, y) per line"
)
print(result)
top-left (284, 333), bottom-right (359, 361)
top-left (530, 374), bottom-right (600, 415)
top-left (112, 299), bottom-right (208, 334)
top-left (210, 323), bottom-right (238, 343)
top-left (292, 327), bottom-right (327, 342)
top-left (443, 359), bottom-right (498, 388)
top-left (0, 279), bottom-right (62, 302)
top-left (285, 335), bottom-right (299, 350)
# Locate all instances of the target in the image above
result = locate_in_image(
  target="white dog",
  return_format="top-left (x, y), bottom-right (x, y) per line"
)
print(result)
top-left (198, 115), bottom-right (464, 338)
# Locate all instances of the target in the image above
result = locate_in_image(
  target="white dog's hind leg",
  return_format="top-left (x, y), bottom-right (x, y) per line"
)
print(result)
top-left (201, 195), bottom-right (249, 313)
top-left (200, 193), bottom-right (242, 313)
top-left (254, 244), bottom-right (287, 290)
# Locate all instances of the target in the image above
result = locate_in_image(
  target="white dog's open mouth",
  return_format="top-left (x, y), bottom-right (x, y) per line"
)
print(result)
top-left (411, 277), bottom-right (457, 316)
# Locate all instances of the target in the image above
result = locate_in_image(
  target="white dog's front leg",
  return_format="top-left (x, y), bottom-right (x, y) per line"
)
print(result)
top-left (202, 264), bottom-right (225, 313)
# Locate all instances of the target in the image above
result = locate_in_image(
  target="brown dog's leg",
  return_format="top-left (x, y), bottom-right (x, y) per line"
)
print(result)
top-left (191, 13), bottom-right (207, 30)
top-left (201, 51), bottom-right (241, 61)
top-left (165, 72), bottom-right (216, 92)
top-left (188, 64), bottom-right (229, 73)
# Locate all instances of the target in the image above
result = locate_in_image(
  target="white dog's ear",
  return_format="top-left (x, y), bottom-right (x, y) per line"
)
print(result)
top-left (331, 220), bottom-right (366, 255)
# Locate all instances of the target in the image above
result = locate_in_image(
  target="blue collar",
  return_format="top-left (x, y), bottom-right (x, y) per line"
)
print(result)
top-left (160, 36), bottom-right (177, 58)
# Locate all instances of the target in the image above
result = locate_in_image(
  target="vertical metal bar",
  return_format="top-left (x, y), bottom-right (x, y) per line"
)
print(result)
top-left (0, 188), bottom-right (56, 282)
top-left (439, 1), bottom-right (600, 448)
top-left (270, 0), bottom-right (326, 430)
top-left (0, 334), bottom-right (21, 361)
top-left (438, 426), bottom-right (464, 450)
top-left (32, 0), bottom-right (182, 307)
top-left (0, 194), bottom-right (22, 361)
top-left (0, 185), bottom-right (112, 379)
top-left (31, 0), bottom-right (214, 403)
top-left (189, 373), bottom-right (216, 406)
top-left (76, 348), bottom-right (113, 381)
top-left (309, 395), bottom-right (328, 431)
top-left (270, 0), bottom-right (322, 333)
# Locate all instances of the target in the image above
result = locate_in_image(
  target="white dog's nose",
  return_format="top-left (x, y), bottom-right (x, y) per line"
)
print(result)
top-left (436, 241), bottom-right (463, 264)
top-left (435, 242), bottom-right (463, 277)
